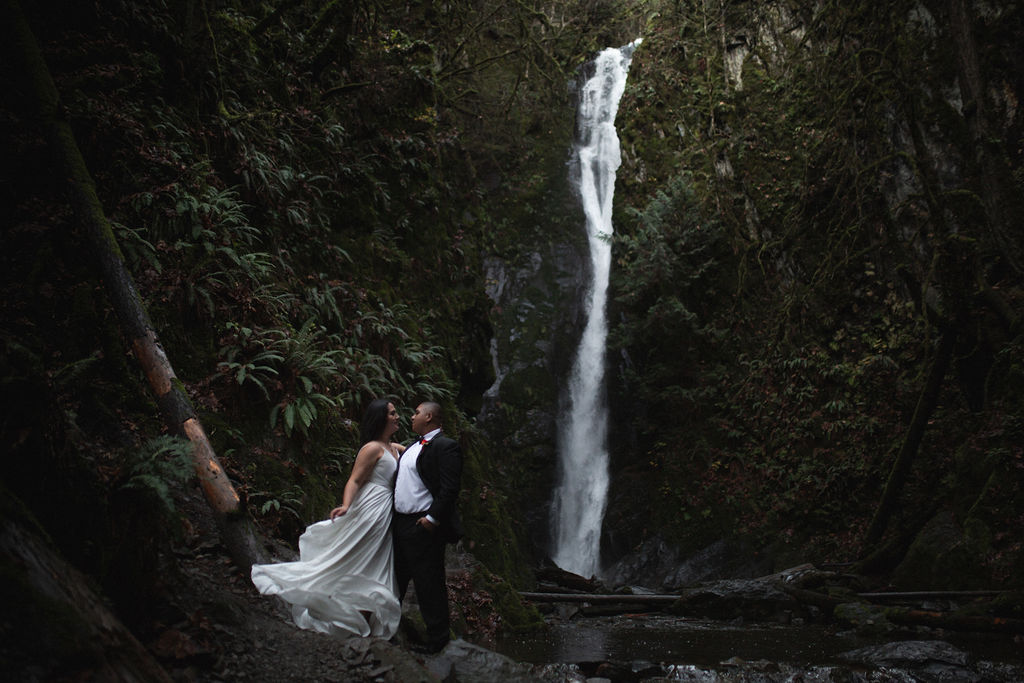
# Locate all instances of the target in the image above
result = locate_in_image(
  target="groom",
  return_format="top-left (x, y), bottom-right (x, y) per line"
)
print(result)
top-left (393, 401), bottom-right (463, 653)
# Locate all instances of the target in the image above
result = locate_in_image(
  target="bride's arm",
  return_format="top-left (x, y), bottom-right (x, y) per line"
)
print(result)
top-left (392, 441), bottom-right (406, 455)
top-left (330, 442), bottom-right (379, 519)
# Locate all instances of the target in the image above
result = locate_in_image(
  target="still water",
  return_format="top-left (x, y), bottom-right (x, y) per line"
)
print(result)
top-left (494, 614), bottom-right (1023, 669)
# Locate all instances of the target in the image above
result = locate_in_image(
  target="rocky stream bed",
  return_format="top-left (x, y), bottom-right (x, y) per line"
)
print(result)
top-left (4, 486), bottom-right (1022, 682)
top-left (141, 547), bottom-right (1024, 682)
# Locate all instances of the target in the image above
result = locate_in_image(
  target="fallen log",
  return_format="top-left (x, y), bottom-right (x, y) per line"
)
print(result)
top-left (522, 588), bottom-right (1021, 634)
top-left (856, 590), bottom-right (1003, 601)
top-left (523, 589), bottom-right (1005, 605)
top-left (884, 607), bottom-right (1024, 634)
top-left (520, 592), bottom-right (680, 604)
top-left (534, 563), bottom-right (605, 593)
top-left (780, 586), bottom-right (847, 611)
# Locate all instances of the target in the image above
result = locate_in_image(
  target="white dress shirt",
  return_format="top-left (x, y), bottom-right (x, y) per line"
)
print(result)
top-left (394, 428), bottom-right (441, 523)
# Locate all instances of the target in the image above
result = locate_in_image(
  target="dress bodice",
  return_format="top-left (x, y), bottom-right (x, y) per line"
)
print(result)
top-left (368, 450), bottom-right (398, 490)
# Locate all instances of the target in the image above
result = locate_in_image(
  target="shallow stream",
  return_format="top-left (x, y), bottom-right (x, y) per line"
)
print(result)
top-left (493, 614), bottom-right (1023, 676)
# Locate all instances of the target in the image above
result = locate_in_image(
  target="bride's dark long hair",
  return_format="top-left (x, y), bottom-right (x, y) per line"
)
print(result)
top-left (360, 398), bottom-right (393, 444)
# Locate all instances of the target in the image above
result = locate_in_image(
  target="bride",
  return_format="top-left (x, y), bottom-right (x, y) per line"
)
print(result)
top-left (251, 399), bottom-right (404, 638)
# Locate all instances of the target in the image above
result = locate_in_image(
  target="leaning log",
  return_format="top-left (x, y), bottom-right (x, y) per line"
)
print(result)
top-left (5, 0), bottom-right (265, 571)
top-left (520, 592), bottom-right (680, 604)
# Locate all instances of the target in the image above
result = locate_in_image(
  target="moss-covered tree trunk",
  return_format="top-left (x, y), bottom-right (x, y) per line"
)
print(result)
top-left (5, 0), bottom-right (265, 572)
top-left (946, 0), bottom-right (1022, 273)
top-left (863, 327), bottom-right (956, 549)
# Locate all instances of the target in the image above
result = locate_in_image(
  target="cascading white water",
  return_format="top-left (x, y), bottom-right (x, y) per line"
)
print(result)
top-left (552, 39), bottom-right (641, 578)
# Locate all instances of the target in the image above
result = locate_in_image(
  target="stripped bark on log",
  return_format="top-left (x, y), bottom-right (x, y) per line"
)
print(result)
top-left (5, 0), bottom-right (264, 571)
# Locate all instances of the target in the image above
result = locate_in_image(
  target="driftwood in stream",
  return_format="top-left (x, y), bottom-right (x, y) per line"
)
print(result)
top-left (783, 586), bottom-right (1006, 608)
top-left (885, 607), bottom-right (1024, 634)
top-left (527, 564), bottom-right (832, 618)
top-left (857, 590), bottom-right (1004, 601)
top-left (521, 592), bottom-right (680, 604)
top-left (525, 589), bottom-right (1003, 607)
top-left (6, 0), bottom-right (264, 572)
top-left (834, 599), bottom-right (1024, 635)
top-left (523, 565), bottom-right (1021, 634)
top-left (535, 562), bottom-right (605, 593)
top-left (779, 583), bottom-right (1024, 634)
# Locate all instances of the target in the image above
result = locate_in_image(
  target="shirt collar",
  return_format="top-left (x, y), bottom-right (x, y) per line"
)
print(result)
top-left (419, 428), bottom-right (442, 444)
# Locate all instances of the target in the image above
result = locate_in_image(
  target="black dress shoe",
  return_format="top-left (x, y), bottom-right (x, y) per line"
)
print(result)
top-left (410, 639), bottom-right (448, 655)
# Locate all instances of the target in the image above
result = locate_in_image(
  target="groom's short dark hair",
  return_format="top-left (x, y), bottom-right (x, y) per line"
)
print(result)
top-left (421, 401), bottom-right (443, 425)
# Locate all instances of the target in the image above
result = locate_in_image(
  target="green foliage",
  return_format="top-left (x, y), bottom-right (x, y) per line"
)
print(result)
top-left (613, 172), bottom-right (730, 400)
top-left (52, 0), bottom-right (552, 559)
top-left (458, 426), bottom-right (535, 587)
top-left (250, 485), bottom-right (306, 520)
top-left (216, 307), bottom-right (454, 439)
top-left (604, 0), bottom-right (1024, 570)
top-left (119, 435), bottom-right (194, 514)
top-left (14, 0), bottom-right (1023, 596)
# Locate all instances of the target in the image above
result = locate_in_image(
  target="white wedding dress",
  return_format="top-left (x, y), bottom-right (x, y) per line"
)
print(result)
top-left (251, 452), bottom-right (401, 638)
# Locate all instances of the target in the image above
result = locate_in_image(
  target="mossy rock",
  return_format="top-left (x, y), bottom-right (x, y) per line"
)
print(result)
top-left (833, 602), bottom-right (895, 636)
top-left (497, 364), bottom-right (557, 407)
top-left (448, 562), bottom-right (545, 642)
top-left (892, 511), bottom-right (992, 590)
top-left (458, 428), bottom-right (535, 587)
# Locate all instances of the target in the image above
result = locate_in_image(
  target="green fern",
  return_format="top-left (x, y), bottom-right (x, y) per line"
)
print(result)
top-left (120, 435), bottom-right (193, 513)
top-left (251, 485), bottom-right (305, 518)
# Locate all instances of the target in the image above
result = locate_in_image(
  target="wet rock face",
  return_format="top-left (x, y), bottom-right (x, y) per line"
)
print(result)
top-left (480, 245), bottom-right (587, 423)
top-left (477, 243), bottom-right (588, 557)
top-left (602, 536), bottom-right (772, 591)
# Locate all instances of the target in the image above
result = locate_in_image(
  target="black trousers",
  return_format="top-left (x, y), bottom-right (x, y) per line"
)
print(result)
top-left (393, 513), bottom-right (449, 646)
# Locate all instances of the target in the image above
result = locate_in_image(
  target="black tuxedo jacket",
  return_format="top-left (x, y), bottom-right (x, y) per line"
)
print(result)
top-left (411, 434), bottom-right (464, 544)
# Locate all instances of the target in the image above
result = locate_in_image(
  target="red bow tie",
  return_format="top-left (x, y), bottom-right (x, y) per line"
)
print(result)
top-left (419, 438), bottom-right (429, 445)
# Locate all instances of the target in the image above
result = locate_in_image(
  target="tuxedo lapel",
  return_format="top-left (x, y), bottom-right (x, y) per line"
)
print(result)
top-left (415, 441), bottom-right (437, 491)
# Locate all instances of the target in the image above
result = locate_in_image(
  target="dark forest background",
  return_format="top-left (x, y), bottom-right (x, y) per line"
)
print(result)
top-left (2, 0), bottom-right (1023, 672)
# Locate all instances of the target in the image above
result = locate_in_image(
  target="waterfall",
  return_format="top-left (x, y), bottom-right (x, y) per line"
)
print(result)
top-left (552, 39), bottom-right (641, 578)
